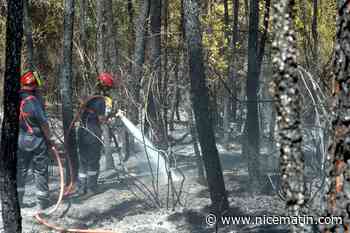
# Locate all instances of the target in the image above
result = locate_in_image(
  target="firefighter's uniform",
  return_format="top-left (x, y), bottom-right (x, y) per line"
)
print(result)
top-left (77, 96), bottom-right (109, 193)
top-left (17, 90), bottom-right (50, 208)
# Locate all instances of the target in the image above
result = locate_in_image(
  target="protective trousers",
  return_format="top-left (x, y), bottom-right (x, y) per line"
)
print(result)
top-left (17, 141), bottom-right (49, 206)
top-left (78, 127), bottom-right (102, 192)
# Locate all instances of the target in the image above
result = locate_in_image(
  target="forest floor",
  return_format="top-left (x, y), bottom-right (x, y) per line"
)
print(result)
top-left (0, 122), bottom-right (309, 233)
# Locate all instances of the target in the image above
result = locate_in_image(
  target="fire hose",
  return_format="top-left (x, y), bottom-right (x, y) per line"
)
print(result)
top-left (32, 77), bottom-right (134, 232)
top-left (32, 118), bottom-right (120, 232)
top-left (34, 97), bottom-right (182, 232)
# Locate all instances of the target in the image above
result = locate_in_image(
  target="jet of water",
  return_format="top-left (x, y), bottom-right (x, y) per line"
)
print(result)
top-left (119, 115), bottom-right (169, 183)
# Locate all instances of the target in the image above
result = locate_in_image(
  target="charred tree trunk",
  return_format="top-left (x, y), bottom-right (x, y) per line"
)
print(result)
top-left (311, 0), bottom-right (318, 73)
top-left (185, 92), bottom-right (206, 185)
top-left (103, 0), bottom-right (117, 170)
top-left (79, 0), bottom-right (90, 95)
top-left (147, 0), bottom-right (167, 147)
top-left (223, 0), bottom-right (240, 142)
top-left (131, 0), bottom-right (150, 125)
top-left (96, 0), bottom-right (106, 73)
top-left (0, 0), bottom-right (23, 232)
top-left (105, 0), bottom-right (118, 74)
top-left (162, 0), bottom-right (169, 139)
top-left (246, 0), bottom-right (261, 189)
top-left (23, 0), bottom-right (33, 69)
top-left (222, 0), bottom-right (230, 143)
top-left (62, 0), bottom-right (78, 184)
top-left (257, 0), bottom-right (271, 77)
top-left (169, 53), bottom-right (181, 131)
top-left (127, 0), bottom-right (134, 71)
top-left (271, 1), bottom-right (307, 232)
top-left (183, 0), bottom-right (229, 214)
top-left (324, 2), bottom-right (350, 232)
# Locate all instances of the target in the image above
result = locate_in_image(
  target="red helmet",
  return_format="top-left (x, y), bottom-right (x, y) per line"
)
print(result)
top-left (20, 70), bottom-right (37, 86)
top-left (98, 72), bottom-right (114, 87)
top-left (20, 69), bottom-right (43, 88)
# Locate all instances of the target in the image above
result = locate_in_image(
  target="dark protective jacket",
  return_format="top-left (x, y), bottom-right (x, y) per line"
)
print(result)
top-left (78, 95), bottom-right (107, 191)
top-left (80, 96), bottom-right (106, 137)
top-left (18, 90), bottom-right (48, 151)
top-left (17, 89), bottom-right (50, 205)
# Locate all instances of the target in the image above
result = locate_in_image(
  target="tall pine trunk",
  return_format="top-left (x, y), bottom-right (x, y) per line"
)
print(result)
top-left (0, 0), bottom-right (24, 231)
top-left (324, 1), bottom-right (350, 232)
top-left (62, 0), bottom-right (78, 184)
top-left (23, 0), bottom-right (33, 69)
top-left (183, 0), bottom-right (229, 214)
top-left (79, 0), bottom-right (89, 95)
top-left (271, 0), bottom-right (308, 232)
top-left (96, 0), bottom-right (106, 73)
top-left (147, 0), bottom-right (167, 147)
top-left (223, 0), bottom-right (240, 142)
top-left (131, 0), bottom-right (150, 125)
top-left (246, 0), bottom-right (261, 189)
top-left (103, 0), bottom-right (117, 170)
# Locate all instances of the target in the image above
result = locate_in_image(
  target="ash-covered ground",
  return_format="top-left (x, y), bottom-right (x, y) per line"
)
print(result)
top-left (0, 121), bottom-right (323, 233)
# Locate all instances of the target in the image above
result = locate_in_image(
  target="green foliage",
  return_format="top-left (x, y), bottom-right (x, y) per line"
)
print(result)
top-left (202, 2), bottom-right (229, 77)
top-left (0, 0), bottom-right (339, 96)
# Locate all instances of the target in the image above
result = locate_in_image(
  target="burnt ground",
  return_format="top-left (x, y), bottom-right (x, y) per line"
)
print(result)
top-left (0, 125), bottom-right (320, 233)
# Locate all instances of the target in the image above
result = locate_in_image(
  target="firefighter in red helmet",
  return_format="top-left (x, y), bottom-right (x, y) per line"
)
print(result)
top-left (17, 69), bottom-right (56, 209)
top-left (75, 72), bottom-right (117, 198)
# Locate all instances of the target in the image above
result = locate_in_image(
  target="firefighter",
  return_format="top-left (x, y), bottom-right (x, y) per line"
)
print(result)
top-left (17, 69), bottom-right (56, 209)
top-left (76, 72), bottom-right (116, 198)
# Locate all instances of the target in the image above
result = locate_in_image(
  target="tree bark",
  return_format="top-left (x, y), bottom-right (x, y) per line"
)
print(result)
top-left (257, 0), bottom-right (271, 77)
top-left (131, 0), bottom-right (150, 125)
top-left (103, 0), bottom-right (117, 170)
top-left (162, 0), bottom-right (169, 139)
top-left (23, 0), bottom-right (33, 69)
top-left (0, 0), bottom-right (23, 232)
top-left (271, 0), bottom-right (307, 232)
top-left (96, 0), bottom-right (106, 73)
top-left (311, 0), bottom-right (318, 74)
top-left (105, 0), bottom-right (118, 74)
top-left (79, 0), bottom-right (90, 96)
top-left (62, 0), bottom-right (78, 184)
top-left (185, 92), bottom-right (206, 184)
top-left (183, 0), bottom-right (229, 214)
top-left (246, 0), bottom-right (262, 189)
top-left (127, 0), bottom-right (134, 71)
top-left (324, 1), bottom-right (350, 232)
top-left (147, 0), bottom-right (167, 147)
top-left (223, 0), bottom-right (240, 142)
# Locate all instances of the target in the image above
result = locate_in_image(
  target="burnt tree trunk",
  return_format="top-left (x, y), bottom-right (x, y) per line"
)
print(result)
top-left (324, 1), bottom-right (350, 232)
top-left (124, 0), bottom-right (134, 163)
top-left (183, 0), bottom-right (229, 214)
top-left (103, 0), bottom-right (117, 170)
top-left (79, 0), bottom-right (90, 95)
top-left (271, 0), bottom-right (308, 232)
top-left (147, 0), bottom-right (167, 147)
top-left (23, 0), bottom-right (33, 69)
top-left (131, 0), bottom-right (150, 125)
top-left (223, 0), bottom-right (240, 142)
top-left (96, 0), bottom-right (106, 73)
top-left (162, 0), bottom-right (169, 139)
top-left (257, 0), bottom-right (271, 77)
top-left (246, 0), bottom-right (262, 189)
top-left (185, 92), bottom-right (206, 185)
top-left (0, 0), bottom-right (23, 232)
top-left (311, 0), bottom-right (318, 74)
top-left (62, 0), bottom-right (78, 184)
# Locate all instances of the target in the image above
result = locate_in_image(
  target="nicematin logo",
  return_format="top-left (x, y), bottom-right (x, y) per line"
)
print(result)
top-left (205, 213), bottom-right (343, 226)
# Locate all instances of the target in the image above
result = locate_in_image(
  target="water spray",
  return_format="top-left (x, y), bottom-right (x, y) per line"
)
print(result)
top-left (116, 112), bottom-right (181, 182)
